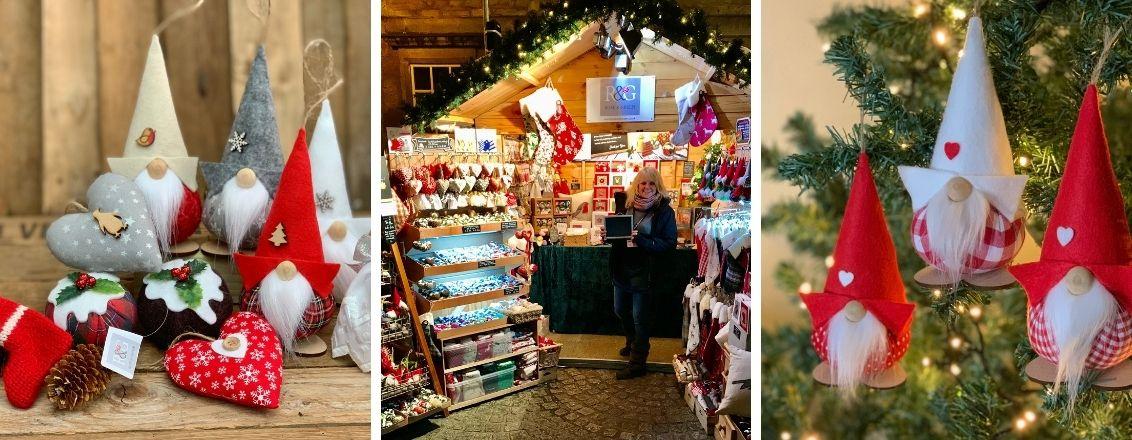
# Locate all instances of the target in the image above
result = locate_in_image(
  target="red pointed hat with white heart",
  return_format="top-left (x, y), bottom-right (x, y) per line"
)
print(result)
top-left (234, 129), bottom-right (339, 298)
top-left (1010, 84), bottom-right (1132, 311)
top-left (801, 152), bottom-right (915, 362)
top-left (898, 17), bottom-right (1028, 218)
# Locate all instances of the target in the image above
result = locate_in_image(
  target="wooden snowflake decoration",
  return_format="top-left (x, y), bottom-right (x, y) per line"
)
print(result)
top-left (315, 190), bottom-right (335, 213)
top-left (227, 132), bottom-right (248, 153)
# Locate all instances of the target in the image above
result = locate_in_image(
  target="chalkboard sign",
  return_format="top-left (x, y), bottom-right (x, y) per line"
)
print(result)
top-left (590, 133), bottom-right (629, 157)
top-left (413, 136), bottom-right (451, 151)
top-left (504, 286), bottom-right (520, 296)
top-left (381, 216), bottom-right (397, 245)
top-left (478, 260), bottom-right (497, 268)
top-left (462, 225), bottom-right (481, 234)
top-left (501, 221), bottom-right (518, 230)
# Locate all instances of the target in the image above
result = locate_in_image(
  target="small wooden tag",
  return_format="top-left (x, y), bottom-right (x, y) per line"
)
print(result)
top-left (92, 209), bottom-right (128, 238)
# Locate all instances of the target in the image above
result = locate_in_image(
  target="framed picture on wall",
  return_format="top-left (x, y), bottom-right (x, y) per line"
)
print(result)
top-left (594, 186), bottom-right (609, 200)
top-left (612, 161), bottom-right (627, 172)
top-left (595, 173), bottom-right (610, 187)
top-left (610, 186), bottom-right (625, 196)
top-left (593, 199), bottom-right (609, 212)
top-left (644, 160), bottom-right (660, 169)
top-left (595, 162), bottom-right (610, 172)
top-left (612, 175), bottom-right (623, 186)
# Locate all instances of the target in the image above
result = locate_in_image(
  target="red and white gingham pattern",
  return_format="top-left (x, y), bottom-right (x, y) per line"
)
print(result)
top-left (811, 319), bottom-right (910, 374)
top-left (241, 287), bottom-right (336, 340)
top-left (1028, 300), bottom-right (1132, 369)
top-left (911, 206), bottom-right (1024, 274)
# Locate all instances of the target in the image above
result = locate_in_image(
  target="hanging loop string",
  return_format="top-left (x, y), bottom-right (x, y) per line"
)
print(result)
top-left (65, 201), bottom-right (89, 214)
top-left (1090, 25), bottom-right (1123, 85)
top-left (303, 39), bottom-right (345, 125)
top-left (248, 0), bottom-right (272, 44)
top-left (153, 0), bottom-right (205, 36)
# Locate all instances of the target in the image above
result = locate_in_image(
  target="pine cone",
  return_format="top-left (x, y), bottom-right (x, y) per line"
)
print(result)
top-left (45, 344), bottom-right (111, 410)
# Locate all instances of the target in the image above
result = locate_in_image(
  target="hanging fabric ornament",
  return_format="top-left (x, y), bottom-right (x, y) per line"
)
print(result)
top-left (897, 17), bottom-right (1027, 289)
top-left (547, 102), bottom-right (583, 167)
top-left (802, 152), bottom-right (915, 393)
top-left (689, 92), bottom-right (718, 147)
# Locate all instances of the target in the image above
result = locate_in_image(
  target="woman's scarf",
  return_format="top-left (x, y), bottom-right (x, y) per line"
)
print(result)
top-left (633, 191), bottom-right (660, 212)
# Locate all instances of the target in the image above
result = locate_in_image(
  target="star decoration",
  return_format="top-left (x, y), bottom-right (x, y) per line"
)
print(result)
top-left (228, 132), bottom-right (249, 153)
top-left (315, 190), bottom-right (335, 213)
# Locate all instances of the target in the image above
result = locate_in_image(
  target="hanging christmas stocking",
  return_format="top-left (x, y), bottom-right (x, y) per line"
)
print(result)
top-left (672, 77), bottom-right (702, 146)
top-left (0, 296), bottom-right (73, 409)
top-left (690, 92), bottom-right (719, 147)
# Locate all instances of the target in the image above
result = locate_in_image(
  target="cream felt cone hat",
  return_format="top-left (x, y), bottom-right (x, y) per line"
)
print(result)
top-left (898, 17), bottom-right (1027, 216)
top-left (108, 35), bottom-right (199, 191)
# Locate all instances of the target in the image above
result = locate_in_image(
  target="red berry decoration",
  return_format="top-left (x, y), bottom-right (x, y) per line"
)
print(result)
top-left (75, 273), bottom-right (97, 290)
top-left (171, 265), bottom-right (191, 282)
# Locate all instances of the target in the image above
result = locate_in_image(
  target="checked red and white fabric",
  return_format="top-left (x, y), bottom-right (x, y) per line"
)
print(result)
top-left (911, 205), bottom-right (1024, 274)
top-left (810, 320), bottom-right (910, 374)
top-left (241, 286), bottom-right (336, 340)
top-left (1028, 301), bottom-right (1132, 369)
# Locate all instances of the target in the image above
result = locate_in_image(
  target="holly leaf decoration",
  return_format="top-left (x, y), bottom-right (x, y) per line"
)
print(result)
top-left (55, 285), bottom-right (82, 305)
top-left (175, 279), bottom-right (203, 309)
top-left (186, 259), bottom-right (207, 275)
top-left (147, 270), bottom-right (175, 282)
top-left (90, 279), bottom-right (125, 294)
top-left (55, 277), bottom-right (124, 306)
top-left (67, 272), bottom-right (80, 282)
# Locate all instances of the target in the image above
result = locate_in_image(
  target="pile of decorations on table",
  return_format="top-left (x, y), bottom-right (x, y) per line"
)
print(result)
top-left (380, 347), bottom-right (431, 395)
top-left (389, 162), bottom-right (522, 215)
top-left (410, 243), bottom-right (524, 267)
top-left (411, 212), bottom-right (516, 229)
top-left (380, 388), bottom-right (451, 430)
top-left (416, 274), bottom-right (524, 300)
top-left (0, 34), bottom-right (370, 412)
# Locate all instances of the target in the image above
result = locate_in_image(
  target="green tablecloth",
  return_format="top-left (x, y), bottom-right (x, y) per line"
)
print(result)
top-left (529, 245), bottom-right (697, 338)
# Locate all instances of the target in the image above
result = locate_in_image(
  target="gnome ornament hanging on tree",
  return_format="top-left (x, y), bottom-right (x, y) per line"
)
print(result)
top-left (898, 16), bottom-right (1028, 289)
top-left (235, 129), bottom-right (340, 356)
top-left (200, 46), bottom-right (285, 256)
top-left (802, 152), bottom-right (915, 392)
top-left (1011, 84), bottom-right (1132, 407)
top-left (107, 35), bottom-right (202, 256)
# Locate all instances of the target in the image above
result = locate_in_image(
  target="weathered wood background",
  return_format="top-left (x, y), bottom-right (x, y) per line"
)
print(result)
top-left (0, 216), bottom-right (371, 437)
top-left (0, 0), bottom-right (371, 216)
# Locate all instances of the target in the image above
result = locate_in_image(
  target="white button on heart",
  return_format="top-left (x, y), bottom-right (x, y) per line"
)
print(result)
top-left (838, 270), bottom-right (855, 287)
top-left (1057, 226), bottom-right (1074, 246)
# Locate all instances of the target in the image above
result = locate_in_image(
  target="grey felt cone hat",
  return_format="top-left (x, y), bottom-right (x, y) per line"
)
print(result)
top-left (201, 45), bottom-right (284, 199)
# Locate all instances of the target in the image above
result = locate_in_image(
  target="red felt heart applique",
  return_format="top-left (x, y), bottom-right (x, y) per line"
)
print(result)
top-left (944, 142), bottom-right (960, 160)
top-left (163, 312), bottom-right (283, 409)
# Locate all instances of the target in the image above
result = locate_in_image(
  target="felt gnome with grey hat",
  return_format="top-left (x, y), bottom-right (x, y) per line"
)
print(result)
top-left (898, 16), bottom-right (1028, 288)
top-left (309, 100), bottom-right (371, 301)
top-left (108, 35), bottom-right (202, 256)
top-left (200, 46), bottom-right (284, 256)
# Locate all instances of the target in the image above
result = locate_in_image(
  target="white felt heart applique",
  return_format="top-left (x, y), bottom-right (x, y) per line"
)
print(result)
top-left (458, 164), bottom-right (472, 176)
top-left (1057, 226), bottom-right (1074, 246)
top-left (453, 179), bottom-right (468, 193)
top-left (838, 270), bottom-right (854, 287)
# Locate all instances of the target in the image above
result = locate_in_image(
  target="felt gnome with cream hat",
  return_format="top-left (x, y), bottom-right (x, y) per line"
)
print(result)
top-left (309, 100), bottom-right (371, 301)
top-left (898, 16), bottom-right (1028, 288)
top-left (802, 152), bottom-right (915, 392)
top-left (200, 46), bottom-right (285, 256)
top-left (107, 35), bottom-right (202, 256)
top-left (1011, 84), bottom-right (1132, 406)
top-left (235, 129), bottom-right (340, 356)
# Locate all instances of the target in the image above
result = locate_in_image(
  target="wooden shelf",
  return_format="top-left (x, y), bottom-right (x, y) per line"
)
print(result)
top-left (436, 318), bottom-right (511, 341)
top-left (401, 220), bottom-right (521, 242)
top-left (415, 283), bottom-right (529, 312)
top-left (446, 345), bottom-right (540, 374)
top-left (381, 405), bottom-right (447, 435)
top-left (405, 253), bottom-right (527, 280)
top-left (449, 375), bottom-right (553, 411)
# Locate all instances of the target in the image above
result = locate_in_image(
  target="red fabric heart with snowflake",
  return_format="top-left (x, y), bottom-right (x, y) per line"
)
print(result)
top-left (163, 312), bottom-right (283, 409)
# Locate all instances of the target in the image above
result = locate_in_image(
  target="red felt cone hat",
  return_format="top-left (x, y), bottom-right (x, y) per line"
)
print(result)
top-left (1011, 84), bottom-right (1132, 308)
top-left (801, 152), bottom-right (914, 335)
top-left (234, 129), bottom-right (340, 299)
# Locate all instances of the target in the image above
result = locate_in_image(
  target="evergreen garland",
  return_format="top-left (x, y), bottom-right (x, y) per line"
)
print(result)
top-left (403, 0), bottom-right (751, 131)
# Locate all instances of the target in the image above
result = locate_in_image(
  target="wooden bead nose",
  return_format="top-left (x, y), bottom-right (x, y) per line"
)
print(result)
top-left (844, 300), bottom-right (866, 322)
top-left (328, 220), bottom-right (348, 242)
top-left (946, 177), bottom-right (973, 202)
top-left (1066, 266), bottom-right (1094, 295)
top-left (146, 158), bottom-right (168, 179)
top-left (222, 335), bottom-right (241, 351)
top-left (276, 260), bottom-right (298, 281)
top-left (236, 168), bottom-right (257, 189)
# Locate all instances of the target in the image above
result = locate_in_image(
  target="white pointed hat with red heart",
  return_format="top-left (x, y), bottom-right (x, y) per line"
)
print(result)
top-left (898, 17), bottom-right (1027, 216)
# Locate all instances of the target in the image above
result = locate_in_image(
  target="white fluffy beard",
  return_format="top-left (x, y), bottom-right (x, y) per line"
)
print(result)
top-left (135, 170), bottom-right (186, 253)
top-left (923, 186), bottom-right (991, 281)
top-left (219, 176), bottom-right (270, 253)
top-left (1045, 278), bottom-right (1120, 411)
top-left (322, 228), bottom-right (359, 301)
top-left (827, 308), bottom-right (889, 396)
top-left (258, 270), bottom-right (316, 354)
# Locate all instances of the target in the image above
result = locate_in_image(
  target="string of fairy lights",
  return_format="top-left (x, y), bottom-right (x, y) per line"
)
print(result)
top-left (786, 3), bottom-right (1042, 438)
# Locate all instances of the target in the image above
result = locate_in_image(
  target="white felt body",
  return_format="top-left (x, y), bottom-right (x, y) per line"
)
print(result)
top-left (332, 262), bottom-right (372, 372)
top-left (142, 258), bottom-right (226, 324)
top-left (48, 272), bottom-right (123, 328)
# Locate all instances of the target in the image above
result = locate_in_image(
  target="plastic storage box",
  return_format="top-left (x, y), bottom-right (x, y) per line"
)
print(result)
top-left (449, 367), bottom-right (516, 403)
top-left (481, 365), bottom-right (516, 394)
top-left (443, 339), bottom-right (477, 368)
top-left (475, 335), bottom-right (494, 360)
top-left (491, 331), bottom-right (512, 357)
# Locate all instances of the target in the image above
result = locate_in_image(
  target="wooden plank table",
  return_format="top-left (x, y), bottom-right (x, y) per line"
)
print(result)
top-left (0, 216), bottom-right (370, 438)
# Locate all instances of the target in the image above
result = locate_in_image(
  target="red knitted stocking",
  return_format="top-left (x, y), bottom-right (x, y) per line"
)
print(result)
top-left (0, 297), bottom-right (72, 409)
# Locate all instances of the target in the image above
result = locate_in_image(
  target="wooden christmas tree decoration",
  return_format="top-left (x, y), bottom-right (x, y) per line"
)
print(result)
top-left (269, 223), bottom-right (287, 247)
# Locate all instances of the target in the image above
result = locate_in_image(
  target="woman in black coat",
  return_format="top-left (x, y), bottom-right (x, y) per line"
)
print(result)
top-left (609, 167), bottom-right (677, 379)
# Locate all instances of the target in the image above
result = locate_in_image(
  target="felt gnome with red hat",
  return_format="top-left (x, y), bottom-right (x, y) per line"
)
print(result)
top-left (1011, 84), bottom-right (1132, 406)
top-left (898, 17), bottom-right (1028, 288)
top-left (802, 152), bottom-right (915, 392)
top-left (235, 129), bottom-right (340, 356)
top-left (107, 35), bottom-right (202, 256)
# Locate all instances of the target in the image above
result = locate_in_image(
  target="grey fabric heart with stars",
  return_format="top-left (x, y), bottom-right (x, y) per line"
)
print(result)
top-left (46, 173), bottom-right (163, 273)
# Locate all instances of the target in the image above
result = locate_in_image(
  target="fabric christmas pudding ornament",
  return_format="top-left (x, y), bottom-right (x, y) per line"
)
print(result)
top-left (235, 129), bottom-right (340, 355)
top-left (106, 35), bottom-right (202, 254)
top-left (44, 272), bottom-right (137, 346)
top-left (547, 102), bottom-right (582, 166)
top-left (138, 259), bottom-right (233, 349)
top-left (1010, 84), bottom-right (1132, 407)
top-left (801, 152), bottom-right (915, 393)
top-left (46, 173), bottom-right (164, 273)
top-left (897, 17), bottom-right (1028, 288)
top-left (163, 312), bottom-right (282, 409)
top-left (0, 296), bottom-right (73, 409)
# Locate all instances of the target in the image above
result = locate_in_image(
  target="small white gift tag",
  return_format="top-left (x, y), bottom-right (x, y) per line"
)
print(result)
top-left (101, 326), bottom-right (143, 379)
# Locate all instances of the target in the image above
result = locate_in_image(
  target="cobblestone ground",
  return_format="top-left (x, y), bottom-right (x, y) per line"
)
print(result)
top-left (388, 368), bottom-right (710, 440)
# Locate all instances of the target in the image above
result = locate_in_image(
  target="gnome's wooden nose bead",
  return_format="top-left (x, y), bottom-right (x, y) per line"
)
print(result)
top-left (275, 261), bottom-right (298, 281)
top-left (328, 220), bottom-right (348, 242)
top-left (844, 300), bottom-right (866, 322)
top-left (946, 177), bottom-right (973, 202)
top-left (147, 158), bottom-right (168, 179)
top-left (1066, 266), bottom-right (1094, 295)
top-left (236, 168), bottom-right (257, 189)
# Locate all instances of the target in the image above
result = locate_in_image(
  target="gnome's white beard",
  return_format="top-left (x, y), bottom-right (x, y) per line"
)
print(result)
top-left (827, 308), bottom-right (888, 396)
top-left (923, 186), bottom-right (990, 280)
top-left (1045, 278), bottom-right (1120, 411)
top-left (220, 177), bottom-right (270, 253)
top-left (322, 227), bottom-right (360, 301)
top-left (258, 270), bottom-right (316, 355)
top-left (135, 170), bottom-right (185, 253)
